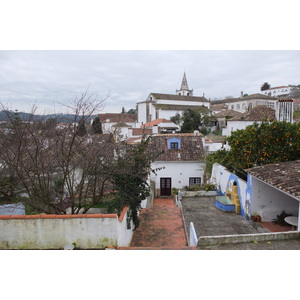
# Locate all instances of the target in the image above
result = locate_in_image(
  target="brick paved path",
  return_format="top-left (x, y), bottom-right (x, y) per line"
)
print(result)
top-left (121, 198), bottom-right (193, 249)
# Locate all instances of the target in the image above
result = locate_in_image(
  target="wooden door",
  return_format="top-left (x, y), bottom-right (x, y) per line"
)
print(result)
top-left (160, 178), bottom-right (172, 196)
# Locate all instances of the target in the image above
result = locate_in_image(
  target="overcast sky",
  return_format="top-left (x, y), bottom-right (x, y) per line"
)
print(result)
top-left (1, 50), bottom-right (300, 114)
top-left (1, 1), bottom-right (299, 115)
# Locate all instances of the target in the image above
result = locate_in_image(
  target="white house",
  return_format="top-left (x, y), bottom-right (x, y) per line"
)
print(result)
top-left (137, 73), bottom-right (210, 124)
top-left (223, 106), bottom-right (276, 137)
top-left (149, 133), bottom-right (205, 197)
top-left (211, 93), bottom-right (278, 114)
top-left (259, 85), bottom-right (298, 98)
top-left (140, 118), bottom-right (180, 134)
top-left (98, 113), bottom-right (138, 141)
top-left (202, 134), bottom-right (227, 153)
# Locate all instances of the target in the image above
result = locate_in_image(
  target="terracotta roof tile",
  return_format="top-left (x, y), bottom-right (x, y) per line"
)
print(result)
top-left (247, 160), bottom-right (300, 200)
top-left (98, 113), bottom-right (137, 123)
top-left (214, 109), bottom-right (243, 118)
top-left (150, 134), bottom-right (205, 161)
top-left (231, 106), bottom-right (275, 121)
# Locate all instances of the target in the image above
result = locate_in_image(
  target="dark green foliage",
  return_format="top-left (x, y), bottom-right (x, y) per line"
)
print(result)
top-left (207, 121), bottom-right (300, 180)
top-left (108, 135), bottom-right (158, 229)
top-left (272, 210), bottom-right (292, 226)
top-left (261, 82), bottom-right (271, 91)
top-left (77, 117), bottom-right (87, 136)
top-left (91, 117), bottom-right (103, 134)
top-left (171, 108), bottom-right (212, 133)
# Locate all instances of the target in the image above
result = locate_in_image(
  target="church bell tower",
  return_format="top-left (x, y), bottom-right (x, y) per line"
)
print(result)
top-left (176, 72), bottom-right (193, 96)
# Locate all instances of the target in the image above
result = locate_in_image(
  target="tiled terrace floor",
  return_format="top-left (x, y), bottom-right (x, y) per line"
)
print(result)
top-left (120, 198), bottom-right (193, 250)
top-left (260, 222), bottom-right (294, 232)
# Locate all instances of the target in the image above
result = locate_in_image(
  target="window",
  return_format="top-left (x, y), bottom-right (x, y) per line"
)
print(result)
top-left (231, 105), bottom-right (234, 110)
top-left (237, 104), bottom-right (240, 110)
top-left (189, 177), bottom-right (201, 186)
top-left (167, 137), bottom-right (181, 149)
top-left (170, 142), bottom-right (179, 149)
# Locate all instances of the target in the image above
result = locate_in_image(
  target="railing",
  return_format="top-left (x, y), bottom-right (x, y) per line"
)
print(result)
top-left (174, 190), bottom-right (182, 207)
top-left (189, 222), bottom-right (198, 247)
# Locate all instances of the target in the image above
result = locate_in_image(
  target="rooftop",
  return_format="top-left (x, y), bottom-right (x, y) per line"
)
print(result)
top-left (214, 109), bottom-right (243, 118)
top-left (98, 113), bottom-right (137, 123)
top-left (138, 93), bottom-right (209, 103)
top-left (247, 160), bottom-right (300, 200)
top-left (140, 118), bottom-right (175, 128)
top-left (230, 106), bottom-right (276, 121)
top-left (150, 134), bottom-right (205, 161)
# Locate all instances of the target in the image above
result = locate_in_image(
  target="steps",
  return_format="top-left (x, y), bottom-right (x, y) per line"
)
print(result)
top-left (125, 198), bottom-right (192, 250)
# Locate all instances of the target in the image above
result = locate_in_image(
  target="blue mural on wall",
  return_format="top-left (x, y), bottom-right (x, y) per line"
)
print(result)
top-left (216, 165), bottom-right (251, 222)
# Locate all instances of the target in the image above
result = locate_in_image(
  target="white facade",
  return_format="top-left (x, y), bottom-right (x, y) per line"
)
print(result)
top-left (224, 120), bottom-right (258, 136)
top-left (260, 86), bottom-right (294, 97)
top-left (228, 98), bottom-right (277, 113)
top-left (150, 161), bottom-right (206, 192)
top-left (138, 94), bottom-right (210, 124)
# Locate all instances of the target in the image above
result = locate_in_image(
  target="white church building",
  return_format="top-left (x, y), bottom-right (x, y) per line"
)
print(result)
top-left (137, 73), bottom-right (210, 124)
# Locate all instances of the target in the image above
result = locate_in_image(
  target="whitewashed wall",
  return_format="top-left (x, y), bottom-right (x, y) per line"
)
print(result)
top-left (151, 161), bottom-right (205, 191)
top-left (0, 208), bottom-right (133, 249)
top-left (250, 176), bottom-right (299, 221)
top-left (226, 120), bottom-right (258, 136)
top-left (137, 102), bottom-right (147, 124)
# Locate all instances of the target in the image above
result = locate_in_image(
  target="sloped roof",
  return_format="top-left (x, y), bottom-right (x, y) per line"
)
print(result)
top-left (205, 134), bottom-right (227, 144)
top-left (150, 134), bottom-right (205, 162)
top-left (153, 104), bottom-right (211, 113)
top-left (214, 109), bottom-right (243, 118)
top-left (247, 160), bottom-right (300, 200)
top-left (131, 128), bottom-right (152, 135)
top-left (141, 118), bottom-right (174, 128)
top-left (138, 93), bottom-right (209, 103)
top-left (212, 93), bottom-right (278, 104)
top-left (98, 113), bottom-right (137, 123)
top-left (211, 103), bottom-right (228, 112)
top-left (230, 106), bottom-right (276, 121)
top-left (112, 122), bottom-right (131, 128)
top-left (242, 93), bottom-right (278, 100)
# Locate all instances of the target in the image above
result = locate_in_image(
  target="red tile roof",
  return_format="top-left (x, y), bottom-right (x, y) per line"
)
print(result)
top-left (247, 160), bottom-right (300, 200)
top-left (141, 119), bottom-right (174, 128)
top-left (150, 134), bottom-right (205, 161)
top-left (99, 113), bottom-right (137, 123)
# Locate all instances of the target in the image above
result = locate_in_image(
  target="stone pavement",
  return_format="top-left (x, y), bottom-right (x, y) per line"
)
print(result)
top-left (120, 198), bottom-right (193, 250)
top-left (181, 196), bottom-right (300, 250)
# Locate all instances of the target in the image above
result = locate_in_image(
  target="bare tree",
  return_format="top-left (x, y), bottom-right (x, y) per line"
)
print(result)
top-left (0, 90), bottom-right (112, 214)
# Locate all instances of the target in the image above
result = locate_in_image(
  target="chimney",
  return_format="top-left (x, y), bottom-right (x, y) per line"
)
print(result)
top-left (241, 91), bottom-right (243, 98)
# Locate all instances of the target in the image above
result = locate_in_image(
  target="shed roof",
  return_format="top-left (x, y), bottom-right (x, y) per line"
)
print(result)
top-left (247, 160), bottom-right (300, 200)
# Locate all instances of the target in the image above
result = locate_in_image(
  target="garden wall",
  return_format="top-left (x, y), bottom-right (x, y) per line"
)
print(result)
top-left (0, 207), bottom-right (133, 249)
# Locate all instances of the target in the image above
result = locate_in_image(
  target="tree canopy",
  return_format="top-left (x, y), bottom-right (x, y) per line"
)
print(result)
top-left (261, 82), bottom-right (271, 91)
top-left (170, 108), bottom-right (211, 133)
top-left (206, 121), bottom-right (300, 179)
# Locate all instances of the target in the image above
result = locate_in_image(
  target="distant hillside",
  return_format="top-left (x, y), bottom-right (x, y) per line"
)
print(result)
top-left (0, 111), bottom-right (98, 123)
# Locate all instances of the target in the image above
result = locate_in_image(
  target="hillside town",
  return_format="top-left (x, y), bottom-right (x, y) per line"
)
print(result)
top-left (1, 72), bottom-right (300, 250)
